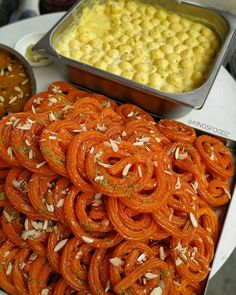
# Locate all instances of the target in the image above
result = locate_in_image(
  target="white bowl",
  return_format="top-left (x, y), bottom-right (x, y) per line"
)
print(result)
top-left (15, 32), bottom-right (53, 67)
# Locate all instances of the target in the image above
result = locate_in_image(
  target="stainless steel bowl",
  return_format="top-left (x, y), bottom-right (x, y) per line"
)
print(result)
top-left (34, 0), bottom-right (236, 118)
top-left (0, 43), bottom-right (36, 115)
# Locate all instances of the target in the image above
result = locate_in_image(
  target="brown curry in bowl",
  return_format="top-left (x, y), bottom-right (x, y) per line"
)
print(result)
top-left (0, 44), bottom-right (36, 117)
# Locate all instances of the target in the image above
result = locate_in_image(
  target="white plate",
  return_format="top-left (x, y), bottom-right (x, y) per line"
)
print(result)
top-left (15, 32), bottom-right (53, 67)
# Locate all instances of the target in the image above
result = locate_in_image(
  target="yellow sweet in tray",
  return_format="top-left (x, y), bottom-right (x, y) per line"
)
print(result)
top-left (55, 0), bottom-right (221, 94)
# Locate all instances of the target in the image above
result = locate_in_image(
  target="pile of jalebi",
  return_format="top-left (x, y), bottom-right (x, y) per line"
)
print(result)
top-left (0, 81), bottom-right (234, 295)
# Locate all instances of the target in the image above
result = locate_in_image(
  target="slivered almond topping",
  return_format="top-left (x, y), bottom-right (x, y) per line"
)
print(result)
top-left (94, 193), bottom-right (102, 199)
top-left (28, 150), bottom-right (34, 159)
top-left (3, 210), bottom-right (12, 223)
top-left (169, 209), bottom-right (174, 221)
top-left (41, 288), bottom-right (49, 295)
top-left (25, 139), bottom-right (31, 146)
top-left (150, 286), bottom-right (162, 295)
top-left (46, 203), bottom-right (54, 213)
top-left (173, 280), bottom-right (181, 286)
top-left (49, 97), bottom-right (58, 104)
top-left (137, 253), bottom-right (146, 263)
top-left (19, 261), bottom-right (26, 270)
top-left (9, 116), bottom-right (17, 122)
top-left (105, 280), bottom-right (111, 292)
top-left (36, 162), bottom-right (46, 169)
top-left (27, 119), bottom-right (35, 124)
top-left (175, 257), bottom-right (183, 266)
top-left (153, 161), bottom-right (158, 167)
top-left (109, 257), bottom-right (123, 267)
top-left (82, 236), bottom-right (94, 243)
top-left (89, 146), bottom-right (95, 154)
top-left (210, 152), bottom-right (215, 161)
top-left (192, 181), bottom-right (198, 193)
top-left (122, 131), bottom-right (127, 137)
top-left (94, 175), bottom-right (104, 182)
top-left (6, 262), bottom-right (13, 275)
top-left (49, 111), bottom-right (56, 122)
top-left (92, 198), bottom-right (102, 207)
top-left (54, 239), bottom-right (68, 252)
top-left (31, 221), bottom-right (43, 230)
top-left (12, 179), bottom-right (22, 188)
top-left (174, 242), bottom-right (182, 251)
top-left (75, 251), bottom-right (83, 259)
top-left (32, 105), bottom-right (36, 113)
top-left (17, 123), bottom-right (31, 130)
top-left (175, 147), bottom-right (180, 160)
top-left (29, 253), bottom-right (38, 261)
top-left (62, 105), bottom-right (74, 112)
top-left (98, 162), bottom-right (112, 168)
top-left (43, 220), bottom-right (49, 231)
top-left (210, 146), bottom-right (215, 161)
top-left (122, 163), bottom-right (132, 177)
top-left (56, 199), bottom-right (64, 208)
top-left (167, 146), bottom-right (176, 155)
top-left (138, 137), bottom-right (150, 143)
top-left (110, 139), bottom-right (119, 152)
top-left (181, 254), bottom-right (188, 261)
top-left (9, 96), bottom-right (18, 104)
top-left (72, 129), bottom-right (85, 133)
top-left (164, 170), bottom-right (172, 175)
top-left (13, 118), bottom-right (20, 127)
top-left (190, 213), bottom-right (198, 228)
top-left (178, 151), bottom-right (188, 160)
top-left (159, 247), bottom-right (166, 260)
top-left (96, 124), bottom-right (107, 132)
top-left (138, 165), bottom-right (142, 177)
top-left (224, 188), bottom-right (231, 199)
top-left (102, 100), bottom-right (111, 108)
top-left (145, 272), bottom-right (159, 279)
top-left (14, 86), bottom-right (21, 92)
top-left (0, 96), bottom-right (5, 103)
top-left (21, 229), bottom-right (38, 240)
top-left (7, 147), bottom-right (13, 158)
top-left (127, 111), bottom-right (134, 117)
top-left (133, 141), bottom-right (144, 146)
top-left (192, 258), bottom-right (200, 265)
top-left (49, 136), bottom-right (57, 140)
top-left (21, 79), bottom-right (29, 85)
top-left (94, 150), bottom-right (103, 162)
top-left (24, 218), bottom-right (29, 231)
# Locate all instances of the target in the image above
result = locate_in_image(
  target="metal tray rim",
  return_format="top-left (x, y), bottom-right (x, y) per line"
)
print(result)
top-left (34, 0), bottom-right (236, 110)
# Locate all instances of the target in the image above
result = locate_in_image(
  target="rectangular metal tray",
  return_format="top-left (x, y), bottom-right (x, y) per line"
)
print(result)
top-left (0, 85), bottom-right (235, 295)
top-left (0, 123), bottom-right (235, 295)
top-left (34, 0), bottom-right (236, 118)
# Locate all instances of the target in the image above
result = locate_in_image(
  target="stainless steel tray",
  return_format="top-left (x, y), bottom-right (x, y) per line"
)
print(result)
top-left (34, 0), bottom-right (236, 118)
top-left (0, 106), bottom-right (235, 295)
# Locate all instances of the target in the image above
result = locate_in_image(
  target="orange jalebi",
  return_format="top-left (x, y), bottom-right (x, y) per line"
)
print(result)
top-left (0, 81), bottom-right (233, 295)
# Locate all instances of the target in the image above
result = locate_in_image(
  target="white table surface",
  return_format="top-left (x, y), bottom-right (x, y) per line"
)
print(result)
top-left (0, 12), bottom-right (65, 92)
top-left (0, 12), bottom-right (236, 290)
